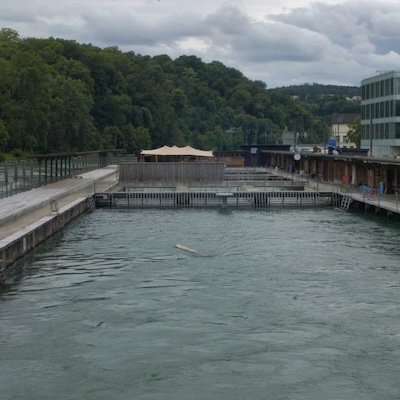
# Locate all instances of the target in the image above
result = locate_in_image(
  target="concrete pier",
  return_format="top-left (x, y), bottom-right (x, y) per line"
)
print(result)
top-left (0, 166), bottom-right (119, 270)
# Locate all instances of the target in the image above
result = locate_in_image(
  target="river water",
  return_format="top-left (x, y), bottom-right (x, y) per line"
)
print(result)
top-left (1, 208), bottom-right (400, 400)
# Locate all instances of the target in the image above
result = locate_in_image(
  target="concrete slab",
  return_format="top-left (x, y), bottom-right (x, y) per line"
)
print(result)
top-left (0, 165), bottom-right (119, 241)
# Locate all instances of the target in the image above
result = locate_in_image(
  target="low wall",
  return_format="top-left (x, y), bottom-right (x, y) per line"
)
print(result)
top-left (0, 197), bottom-right (89, 271)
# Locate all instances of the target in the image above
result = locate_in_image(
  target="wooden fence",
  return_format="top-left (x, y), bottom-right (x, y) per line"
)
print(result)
top-left (119, 162), bottom-right (225, 184)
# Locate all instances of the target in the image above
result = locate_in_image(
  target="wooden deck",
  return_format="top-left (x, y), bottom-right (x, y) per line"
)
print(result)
top-left (341, 190), bottom-right (400, 217)
top-left (272, 167), bottom-right (400, 218)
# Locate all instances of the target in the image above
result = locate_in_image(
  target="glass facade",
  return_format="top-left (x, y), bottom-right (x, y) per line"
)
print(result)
top-left (361, 71), bottom-right (400, 156)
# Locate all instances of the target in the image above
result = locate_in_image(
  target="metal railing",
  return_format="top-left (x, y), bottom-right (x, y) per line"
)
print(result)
top-left (0, 157), bottom-right (105, 199)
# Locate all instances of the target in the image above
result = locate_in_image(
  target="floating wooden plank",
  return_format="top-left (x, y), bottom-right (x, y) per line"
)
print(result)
top-left (175, 244), bottom-right (206, 257)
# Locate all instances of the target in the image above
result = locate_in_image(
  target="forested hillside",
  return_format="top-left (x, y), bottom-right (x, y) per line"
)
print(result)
top-left (0, 28), bottom-right (360, 155)
top-left (269, 83), bottom-right (361, 126)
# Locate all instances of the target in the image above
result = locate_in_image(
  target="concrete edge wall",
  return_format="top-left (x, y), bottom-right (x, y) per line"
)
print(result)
top-left (0, 167), bottom-right (118, 227)
top-left (0, 197), bottom-right (89, 271)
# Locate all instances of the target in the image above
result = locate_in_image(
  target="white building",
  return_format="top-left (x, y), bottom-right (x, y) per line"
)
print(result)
top-left (331, 113), bottom-right (359, 149)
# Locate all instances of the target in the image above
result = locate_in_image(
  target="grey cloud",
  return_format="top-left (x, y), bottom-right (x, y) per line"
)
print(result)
top-left (202, 6), bottom-right (331, 64)
top-left (1, 3), bottom-right (40, 24)
top-left (370, 6), bottom-right (400, 36)
top-left (269, 0), bottom-right (400, 53)
top-left (79, 8), bottom-right (211, 47)
top-left (205, 5), bottom-right (250, 35)
top-left (2, 0), bottom-right (400, 88)
top-left (268, 2), bottom-right (371, 50)
top-left (233, 23), bottom-right (330, 63)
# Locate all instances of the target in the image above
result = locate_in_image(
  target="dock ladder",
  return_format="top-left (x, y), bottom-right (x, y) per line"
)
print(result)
top-left (340, 195), bottom-right (353, 210)
top-left (87, 195), bottom-right (96, 212)
top-left (50, 199), bottom-right (64, 228)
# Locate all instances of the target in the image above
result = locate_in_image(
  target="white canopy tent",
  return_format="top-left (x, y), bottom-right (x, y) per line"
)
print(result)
top-left (140, 145), bottom-right (214, 160)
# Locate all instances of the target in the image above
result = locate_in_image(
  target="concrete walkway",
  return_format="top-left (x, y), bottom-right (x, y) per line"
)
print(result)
top-left (0, 165), bottom-right (120, 241)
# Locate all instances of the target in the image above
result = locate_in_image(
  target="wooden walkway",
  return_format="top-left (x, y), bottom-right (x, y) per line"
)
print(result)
top-left (269, 167), bottom-right (400, 217)
top-left (341, 190), bottom-right (400, 216)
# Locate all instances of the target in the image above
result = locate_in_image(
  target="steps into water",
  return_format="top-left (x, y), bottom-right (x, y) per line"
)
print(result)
top-left (340, 195), bottom-right (353, 210)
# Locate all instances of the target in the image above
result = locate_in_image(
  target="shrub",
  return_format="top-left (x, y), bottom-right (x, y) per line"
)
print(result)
top-left (10, 148), bottom-right (25, 158)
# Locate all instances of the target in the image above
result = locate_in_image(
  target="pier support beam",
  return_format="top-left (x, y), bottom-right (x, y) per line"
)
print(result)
top-left (216, 192), bottom-right (234, 209)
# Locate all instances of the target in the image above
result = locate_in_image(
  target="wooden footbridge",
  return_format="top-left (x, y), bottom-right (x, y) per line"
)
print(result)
top-left (94, 188), bottom-right (334, 209)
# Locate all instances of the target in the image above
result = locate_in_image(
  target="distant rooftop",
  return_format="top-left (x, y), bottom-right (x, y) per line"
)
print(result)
top-left (331, 113), bottom-right (360, 124)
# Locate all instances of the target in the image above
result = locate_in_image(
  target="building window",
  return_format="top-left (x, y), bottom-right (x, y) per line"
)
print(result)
top-left (385, 123), bottom-right (389, 139)
top-left (389, 122), bottom-right (395, 139)
top-left (390, 78), bottom-right (394, 95)
top-left (362, 125), bottom-right (367, 140)
top-left (380, 123), bottom-right (384, 139)
top-left (396, 123), bottom-right (400, 139)
top-left (396, 100), bottom-right (400, 117)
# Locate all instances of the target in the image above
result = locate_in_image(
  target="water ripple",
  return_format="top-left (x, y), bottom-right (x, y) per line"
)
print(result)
top-left (1, 209), bottom-right (400, 399)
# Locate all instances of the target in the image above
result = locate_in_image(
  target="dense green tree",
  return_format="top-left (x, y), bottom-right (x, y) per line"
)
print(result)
top-left (270, 83), bottom-right (361, 129)
top-left (0, 27), bottom-right (361, 155)
top-left (0, 28), bottom-right (20, 59)
top-left (102, 125), bottom-right (121, 149)
top-left (0, 118), bottom-right (9, 150)
top-left (346, 118), bottom-right (361, 147)
top-left (127, 125), bottom-right (152, 153)
top-left (4, 51), bottom-right (53, 152)
top-left (47, 75), bottom-right (95, 152)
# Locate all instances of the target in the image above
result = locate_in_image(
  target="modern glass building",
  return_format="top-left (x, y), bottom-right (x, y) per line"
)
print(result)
top-left (361, 70), bottom-right (400, 157)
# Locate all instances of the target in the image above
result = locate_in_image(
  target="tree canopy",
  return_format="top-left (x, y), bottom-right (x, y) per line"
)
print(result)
top-left (346, 117), bottom-right (361, 148)
top-left (0, 28), bottom-right (360, 155)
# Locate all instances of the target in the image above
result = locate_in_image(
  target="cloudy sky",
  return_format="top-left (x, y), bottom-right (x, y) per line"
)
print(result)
top-left (2, 0), bottom-right (400, 88)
